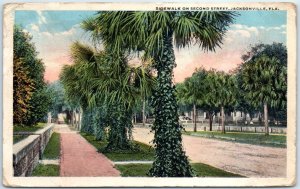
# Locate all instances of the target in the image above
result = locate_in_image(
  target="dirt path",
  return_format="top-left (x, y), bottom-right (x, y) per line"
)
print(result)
top-left (132, 127), bottom-right (286, 178)
top-left (55, 124), bottom-right (120, 177)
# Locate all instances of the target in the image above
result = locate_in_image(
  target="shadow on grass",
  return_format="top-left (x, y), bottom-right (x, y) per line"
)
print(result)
top-left (80, 132), bottom-right (155, 161)
top-left (115, 163), bottom-right (244, 177)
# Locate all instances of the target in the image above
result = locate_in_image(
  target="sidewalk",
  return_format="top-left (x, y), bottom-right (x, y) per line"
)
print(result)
top-left (57, 124), bottom-right (120, 177)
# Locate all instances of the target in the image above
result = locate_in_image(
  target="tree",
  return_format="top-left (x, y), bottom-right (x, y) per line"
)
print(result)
top-left (47, 81), bottom-right (73, 122)
top-left (13, 57), bottom-right (34, 124)
top-left (83, 11), bottom-right (236, 177)
top-left (13, 26), bottom-right (50, 125)
top-left (60, 41), bottom-right (155, 150)
top-left (176, 68), bottom-right (207, 132)
top-left (205, 70), bottom-right (237, 133)
top-left (241, 55), bottom-right (286, 135)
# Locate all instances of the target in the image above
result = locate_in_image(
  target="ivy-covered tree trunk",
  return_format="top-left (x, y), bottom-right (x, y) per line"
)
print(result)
top-left (264, 103), bottom-right (269, 136)
top-left (106, 104), bottom-right (132, 151)
top-left (81, 108), bottom-right (94, 134)
top-left (92, 108), bottom-right (106, 141)
top-left (221, 106), bottom-right (225, 134)
top-left (78, 108), bottom-right (81, 131)
top-left (149, 33), bottom-right (193, 177)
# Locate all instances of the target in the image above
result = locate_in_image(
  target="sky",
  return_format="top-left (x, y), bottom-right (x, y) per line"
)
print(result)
top-left (15, 10), bottom-right (287, 83)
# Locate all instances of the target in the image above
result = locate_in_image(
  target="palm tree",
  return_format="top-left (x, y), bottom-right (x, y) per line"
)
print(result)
top-left (82, 11), bottom-right (236, 177)
top-left (61, 41), bottom-right (155, 149)
top-left (176, 68), bottom-right (207, 132)
top-left (241, 55), bottom-right (286, 136)
top-left (207, 71), bottom-right (237, 133)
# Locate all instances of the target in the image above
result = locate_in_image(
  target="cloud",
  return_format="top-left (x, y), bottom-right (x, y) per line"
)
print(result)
top-left (172, 23), bottom-right (287, 83)
top-left (37, 10), bottom-right (47, 25)
top-left (231, 24), bottom-right (259, 36)
top-left (30, 24), bottom-right (39, 32)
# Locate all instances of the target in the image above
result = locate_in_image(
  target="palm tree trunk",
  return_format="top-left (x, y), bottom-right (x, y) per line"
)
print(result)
top-left (142, 99), bottom-right (146, 127)
top-left (264, 103), bottom-right (269, 136)
top-left (106, 104), bottom-right (131, 151)
top-left (221, 106), bottom-right (225, 133)
top-left (74, 110), bottom-right (77, 128)
top-left (193, 104), bottom-right (197, 132)
top-left (149, 32), bottom-right (192, 177)
top-left (78, 108), bottom-right (81, 131)
top-left (208, 112), bottom-right (213, 131)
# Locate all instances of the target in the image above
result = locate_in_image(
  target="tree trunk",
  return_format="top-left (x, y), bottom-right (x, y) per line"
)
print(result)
top-left (264, 103), bottom-right (269, 136)
top-left (149, 32), bottom-right (192, 177)
top-left (193, 104), bottom-right (197, 132)
top-left (208, 112), bottom-right (213, 131)
top-left (221, 106), bottom-right (225, 133)
top-left (142, 99), bottom-right (146, 127)
top-left (106, 104), bottom-right (131, 151)
top-left (78, 108), bottom-right (81, 131)
top-left (74, 110), bottom-right (77, 128)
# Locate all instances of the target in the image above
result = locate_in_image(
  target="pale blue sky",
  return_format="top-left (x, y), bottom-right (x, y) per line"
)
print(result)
top-left (14, 10), bottom-right (287, 82)
top-left (15, 10), bottom-right (287, 34)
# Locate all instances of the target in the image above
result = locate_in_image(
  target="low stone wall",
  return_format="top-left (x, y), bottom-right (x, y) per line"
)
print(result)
top-left (35, 125), bottom-right (53, 158)
top-left (13, 124), bottom-right (54, 176)
top-left (13, 135), bottom-right (40, 176)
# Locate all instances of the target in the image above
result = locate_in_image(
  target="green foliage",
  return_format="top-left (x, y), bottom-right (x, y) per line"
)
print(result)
top-left (47, 81), bottom-right (72, 119)
top-left (31, 164), bottom-right (60, 177)
top-left (13, 57), bottom-right (35, 124)
top-left (241, 42), bottom-right (287, 65)
top-left (82, 11), bottom-right (237, 57)
top-left (13, 25), bottom-right (49, 126)
top-left (176, 67), bottom-right (207, 107)
top-left (24, 87), bottom-right (52, 125)
top-left (13, 122), bottom-right (46, 133)
top-left (205, 70), bottom-right (238, 108)
top-left (13, 135), bottom-right (28, 144)
top-left (149, 33), bottom-right (193, 177)
top-left (241, 55), bottom-right (286, 109)
top-left (43, 133), bottom-right (61, 159)
top-left (115, 163), bottom-right (242, 177)
top-left (60, 41), bottom-right (155, 150)
top-left (177, 68), bottom-right (237, 131)
top-left (106, 104), bottom-right (132, 151)
top-left (83, 11), bottom-right (236, 177)
top-left (81, 132), bottom-right (155, 161)
top-left (80, 108), bottom-right (94, 134)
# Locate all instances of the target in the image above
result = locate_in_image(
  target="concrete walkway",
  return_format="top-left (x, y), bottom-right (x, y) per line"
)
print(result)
top-left (56, 124), bottom-right (120, 177)
top-left (132, 127), bottom-right (286, 178)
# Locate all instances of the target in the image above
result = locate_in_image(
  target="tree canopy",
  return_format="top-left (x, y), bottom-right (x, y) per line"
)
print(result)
top-left (13, 25), bottom-right (50, 125)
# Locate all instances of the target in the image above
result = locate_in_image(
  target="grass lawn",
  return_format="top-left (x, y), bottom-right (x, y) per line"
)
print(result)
top-left (13, 122), bottom-right (47, 133)
top-left (43, 132), bottom-right (61, 159)
top-left (31, 164), bottom-right (59, 176)
top-left (13, 135), bottom-right (28, 144)
top-left (115, 163), bottom-right (243, 177)
top-left (184, 131), bottom-right (286, 148)
top-left (80, 132), bottom-right (155, 161)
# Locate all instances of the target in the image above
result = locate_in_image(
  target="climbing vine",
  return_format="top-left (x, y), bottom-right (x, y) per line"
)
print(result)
top-left (149, 33), bottom-right (193, 177)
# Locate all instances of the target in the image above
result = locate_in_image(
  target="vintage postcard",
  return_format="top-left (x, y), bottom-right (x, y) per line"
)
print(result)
top-left (3, 2), bottom-right (296, 187)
